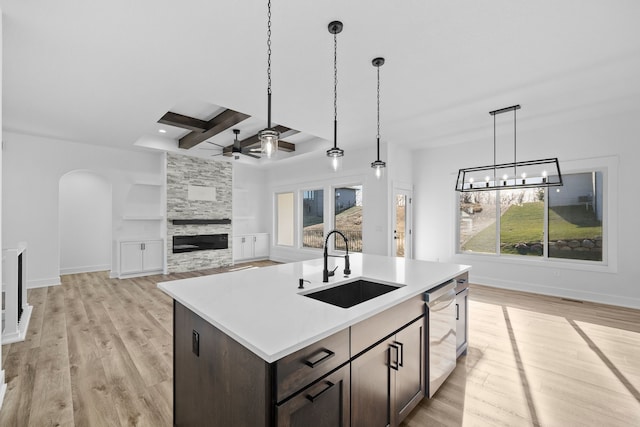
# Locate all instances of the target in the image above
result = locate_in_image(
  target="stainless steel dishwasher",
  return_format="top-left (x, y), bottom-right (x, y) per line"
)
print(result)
top-left (425, 279), bottom-right (457, 397)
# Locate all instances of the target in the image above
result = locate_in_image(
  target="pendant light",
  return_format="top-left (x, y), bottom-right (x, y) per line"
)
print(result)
top-left (455, 105), bottom-right (563, 192)
top-left (371, 57), bottom-right (386, 179)
top-left (258, 0), bottom-right (279, 158)
top-left (327, 21), bottom-right (344, 171)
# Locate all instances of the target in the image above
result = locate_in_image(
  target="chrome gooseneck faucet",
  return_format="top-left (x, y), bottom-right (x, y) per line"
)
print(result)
top-left (323, 230), bottom-right (351, 282)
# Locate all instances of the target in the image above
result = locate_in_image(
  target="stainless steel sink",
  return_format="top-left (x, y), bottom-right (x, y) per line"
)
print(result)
top-left (303, 279), bottom-right (401, 308)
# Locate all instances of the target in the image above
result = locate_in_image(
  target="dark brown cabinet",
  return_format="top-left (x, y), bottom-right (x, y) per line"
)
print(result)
top-left (394, 318), bottom-right (425, 421)
top-left (351, 316), bottom-right (425, 427)
top-left (173, 294), bottom-right (429, 427)
top-left (276, 365), bottom-right (350, 427)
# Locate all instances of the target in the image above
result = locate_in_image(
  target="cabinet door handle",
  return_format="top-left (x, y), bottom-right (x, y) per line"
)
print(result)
top-left (306, 381), bottom-right (335, 402)
top-left (304, 349), bottom-right (335, 368)
top-left (394, 341), bottom-right (404, 368)
top-left (456, 303), bottom-right (459, 320)
top-left (389, 344), bottom-right (400, 371)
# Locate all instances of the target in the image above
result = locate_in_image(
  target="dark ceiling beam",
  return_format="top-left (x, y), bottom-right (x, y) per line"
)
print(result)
top-left (278, 141), bottom-right (296, 152)
top-left (158, 112), bottom-right (209, 132)
top-left (178, 109), bottom-right (250, 149)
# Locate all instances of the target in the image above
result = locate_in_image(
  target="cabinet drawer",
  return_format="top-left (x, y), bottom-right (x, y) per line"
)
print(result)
top-left (275, 328), bottom-right (349, 403)
top-left (351, 294), bottom-right (424, 356)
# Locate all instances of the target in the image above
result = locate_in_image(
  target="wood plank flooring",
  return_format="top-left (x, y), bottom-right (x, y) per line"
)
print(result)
top-left (2, 267), bottom-right (639, 426)
top-left (402, 285), bottom-right (640, 427)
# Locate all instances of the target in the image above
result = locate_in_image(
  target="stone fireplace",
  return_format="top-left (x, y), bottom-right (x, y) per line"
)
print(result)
top-left (166, 153), bottom-right (233, 273)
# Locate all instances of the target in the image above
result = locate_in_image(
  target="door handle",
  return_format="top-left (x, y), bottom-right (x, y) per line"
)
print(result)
top-left (306, 381), bottom-right (335, 402)
top-left (456, 303), bottom-right (459, 320)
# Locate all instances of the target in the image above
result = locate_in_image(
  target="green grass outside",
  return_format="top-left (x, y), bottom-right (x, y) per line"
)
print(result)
top-left (463, 202), bottom-right (602, 256)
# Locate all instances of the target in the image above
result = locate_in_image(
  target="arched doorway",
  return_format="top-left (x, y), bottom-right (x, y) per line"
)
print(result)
top-left (59, 170), bottom-right (112, 275)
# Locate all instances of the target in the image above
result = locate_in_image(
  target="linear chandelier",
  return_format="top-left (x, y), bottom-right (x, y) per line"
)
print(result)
top-left (455, 105), bottom-right (563, 192)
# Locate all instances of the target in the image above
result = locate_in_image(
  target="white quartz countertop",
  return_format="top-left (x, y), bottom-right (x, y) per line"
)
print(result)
top-left (158, 253), bottom-right (470, 363)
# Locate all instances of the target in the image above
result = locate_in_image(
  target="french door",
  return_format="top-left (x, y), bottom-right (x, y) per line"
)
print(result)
top-left (392, 189), bottom-right (412, 258)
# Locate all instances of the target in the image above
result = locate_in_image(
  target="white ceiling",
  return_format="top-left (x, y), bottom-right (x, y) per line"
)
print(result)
top-left (2, 0), bottom-right (640, 164)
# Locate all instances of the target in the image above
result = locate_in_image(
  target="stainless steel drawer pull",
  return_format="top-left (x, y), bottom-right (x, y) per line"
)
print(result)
top-left (304, 349), bottom-right (335, 368)
top-left (306, 381), bottom-right (335, 402)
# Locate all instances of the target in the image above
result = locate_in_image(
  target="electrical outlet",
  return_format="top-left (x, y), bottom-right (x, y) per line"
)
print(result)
top-left (192, 330), bottom-right (200, 357)
top-left (553, 270), bottom-right (561, 277)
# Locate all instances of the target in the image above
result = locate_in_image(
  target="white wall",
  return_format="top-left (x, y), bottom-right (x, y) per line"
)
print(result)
top-left (233, 162), bottom-right (269, 235)
top-left (2, 132), bottom-right (164, 287)
top-left (59, 170), bottom-right (112, 274)
top-left (266, 145), bottom-right (390, 262)
top-left (413, 109), bottom-right (640, 308)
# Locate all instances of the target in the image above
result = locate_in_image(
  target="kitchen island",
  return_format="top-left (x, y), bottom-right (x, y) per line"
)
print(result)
top-left (159, 253), bottom-right (470, 427)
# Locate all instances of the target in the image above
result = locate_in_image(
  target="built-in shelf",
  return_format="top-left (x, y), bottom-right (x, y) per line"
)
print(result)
top-left (132, 181), bottom-right (163, 187)
top-left (122, 215), bottom-right (164, 221)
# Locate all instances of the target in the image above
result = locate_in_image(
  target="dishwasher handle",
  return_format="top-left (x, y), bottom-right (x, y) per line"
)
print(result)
top-left (424, 279), bottom-right (456, 302)
top-left (427, 290), bottom-right (456, 312)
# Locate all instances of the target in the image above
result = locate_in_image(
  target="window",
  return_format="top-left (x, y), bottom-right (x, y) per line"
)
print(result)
top-left (334, 185), bottom-right (363, 253)
top-left (276, 192), bottom-right (294, 246)
top-left (499, 188), bottom-right (544, 257)
top-left (458, 171), bottom-right (605, 263)
top-left (302, 189), bottom-right (324, 249)
top-left (459, 191), bottom-right (497, 254)
top-left (548, 172), bottom-right (603, 261)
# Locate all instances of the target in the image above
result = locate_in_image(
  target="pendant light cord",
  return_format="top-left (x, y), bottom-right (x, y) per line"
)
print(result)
top-left (376, 65), bottom-right (381, 160)
top-left (493, 112), bottom-right (496, 181)
top-left (266, 0), bottom-right (272, 127)
top-left (333, 30), bottom-right (338, 149)
top-left (513, 107), bottom-right (517, 179)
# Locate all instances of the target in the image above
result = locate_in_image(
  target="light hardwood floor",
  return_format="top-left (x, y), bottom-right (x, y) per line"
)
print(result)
top-left (1, 267), bottom-right (639, 426)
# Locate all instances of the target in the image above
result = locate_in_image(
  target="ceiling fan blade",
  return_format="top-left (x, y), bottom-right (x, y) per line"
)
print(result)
top-left (205, 141), bottom-right (227, 148)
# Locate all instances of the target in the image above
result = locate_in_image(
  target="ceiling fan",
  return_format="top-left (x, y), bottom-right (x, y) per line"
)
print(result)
top-left (205, 129), bottom-right (261, 160)
top-left (205, 129), bottom-right (261, 159)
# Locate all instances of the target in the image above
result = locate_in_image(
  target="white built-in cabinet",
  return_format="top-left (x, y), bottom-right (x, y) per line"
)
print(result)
top-left (233, 233), bottom-right (269, 262)
top-left (119, 239), bottom-right (164, 276)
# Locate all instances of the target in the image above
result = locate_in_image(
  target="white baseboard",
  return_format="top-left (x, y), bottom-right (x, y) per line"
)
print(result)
top-left (472, 275), bottom-right (640, 310)
top-left (1, 304), bottom-right (33, 344)
top-left (0, 370), bottom-right (6, 411)
top-left (27, 277), bottom-right (61, 289)
top-left (117, 270), bottom-right (164, 280)
top-left (59, 264), bottom-right (111, 275)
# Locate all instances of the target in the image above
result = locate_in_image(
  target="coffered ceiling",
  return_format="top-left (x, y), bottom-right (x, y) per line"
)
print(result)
top-left (2, 0), bottom-right (639, 164)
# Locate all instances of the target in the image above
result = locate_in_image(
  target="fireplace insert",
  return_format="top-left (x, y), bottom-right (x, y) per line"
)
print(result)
top-left (173, 234), bottom-right (228, 253)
